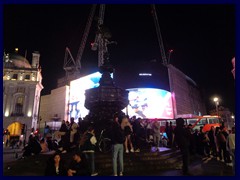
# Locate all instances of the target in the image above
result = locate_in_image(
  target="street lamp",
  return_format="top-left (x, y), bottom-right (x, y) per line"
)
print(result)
top-left (168, 49), bottom-right (174, 64)
top-left (213, 97), bottom-right (219, 117)
top-left (231, 115), bottom-right (235, 127)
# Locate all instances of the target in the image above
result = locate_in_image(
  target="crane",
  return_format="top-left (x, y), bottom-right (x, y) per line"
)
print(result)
top-left (151, 4), bottom-right (168, 66)
top-left (63, 4), bottom-right (97, 83)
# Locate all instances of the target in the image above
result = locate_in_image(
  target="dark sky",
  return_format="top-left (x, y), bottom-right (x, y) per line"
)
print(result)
top-left (3, 4), bottom-right (235, 113)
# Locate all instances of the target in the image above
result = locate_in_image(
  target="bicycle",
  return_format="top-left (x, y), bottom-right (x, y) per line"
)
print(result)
top-left (97, 129), bottom-right (112, 153)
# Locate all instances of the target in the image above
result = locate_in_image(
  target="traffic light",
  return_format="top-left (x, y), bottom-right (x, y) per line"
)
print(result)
top-left (21, 124), bottom-right (25, 135)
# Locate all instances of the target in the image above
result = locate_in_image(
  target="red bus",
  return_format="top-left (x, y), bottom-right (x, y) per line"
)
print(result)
top-left (187, 115), bottom-right (222, 132)
top-left (153, 115), bottom-right (221, 133)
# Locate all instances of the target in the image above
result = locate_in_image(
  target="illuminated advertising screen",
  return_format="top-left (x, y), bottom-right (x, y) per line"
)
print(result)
top-left (69, 72), bottom-right (102, 120)
top-left (69, 73), bottom-right (172, 120)
top-left (69, 72), bottom-right (113, 120)
top-left (124, 88), bottom-right (173, 119)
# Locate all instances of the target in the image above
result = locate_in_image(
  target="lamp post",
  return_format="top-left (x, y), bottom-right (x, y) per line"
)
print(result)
top-left (213, 97), bottom-right (219, 117)
top-left (231, 115), bottom-right (235, 128)
top-left (168, 49), bottom-right (173, 64)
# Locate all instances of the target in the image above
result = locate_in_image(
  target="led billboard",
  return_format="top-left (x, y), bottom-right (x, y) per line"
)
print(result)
top-left (69, 72), bottom-right (113, 120)
top-left (69, 73), bottom-right (173, 120)
top-left (124, 88), bottom-right (173, 119)
top-left (69, 72), bottom-right (102, 120)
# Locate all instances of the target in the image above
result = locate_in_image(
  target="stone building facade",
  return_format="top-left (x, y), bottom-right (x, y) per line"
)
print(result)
top-left (3, 51), bottom-right (43, 140)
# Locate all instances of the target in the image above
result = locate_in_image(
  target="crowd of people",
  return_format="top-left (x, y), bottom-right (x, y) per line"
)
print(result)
top-left (13, 114), bottom-right (235, 176)
top-left (174, 118), bottom-right (235, 175)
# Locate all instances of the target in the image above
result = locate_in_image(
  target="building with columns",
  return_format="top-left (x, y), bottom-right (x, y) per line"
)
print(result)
top-left (3, 51), bottom-right (43, 141)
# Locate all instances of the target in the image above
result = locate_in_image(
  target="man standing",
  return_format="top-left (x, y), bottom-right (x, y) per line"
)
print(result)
top-left (111, 114), bottom-right (126, 176)
top-left (81, 126), bottom-right (98, 176)
top-left (173, 118), bottom-right (191, 175)
top-left (152, 121), bottom-right (161, 152)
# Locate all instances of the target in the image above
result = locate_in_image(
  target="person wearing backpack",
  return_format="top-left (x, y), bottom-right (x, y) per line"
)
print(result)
top-left (81, 126), bottom-right (98, 176)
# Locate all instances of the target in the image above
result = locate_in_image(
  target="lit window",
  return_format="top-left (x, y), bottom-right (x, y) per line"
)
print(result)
top-left (5, 111), bottom-right (9, 117)
top-left (7, 74), bottom-right (11, 80)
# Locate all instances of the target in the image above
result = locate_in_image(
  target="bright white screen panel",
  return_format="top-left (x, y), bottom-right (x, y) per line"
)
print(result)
top-left (124, 88), bottom-right (173, 119)
top-left (69, 72), bottom-right (102, 120)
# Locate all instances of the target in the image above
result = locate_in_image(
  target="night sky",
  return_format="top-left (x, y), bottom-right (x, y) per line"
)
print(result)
top-left (3, 4), bottom-right (235, 113)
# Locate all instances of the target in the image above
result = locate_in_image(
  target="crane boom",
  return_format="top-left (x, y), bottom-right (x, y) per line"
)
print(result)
top-left (75, 4), bottom-right (97, 68)
top-left (151, 4), bottom-right (168, 66)
top-left (63, 4), bottom-right (97, 81)
top-left (64, 47), bottom-right (76, 67)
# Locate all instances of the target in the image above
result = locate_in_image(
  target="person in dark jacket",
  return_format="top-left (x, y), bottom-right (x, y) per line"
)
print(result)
top-left (45, 153), bottom-right (67, 176)
top-left (22, 135), bottom-right (42, 157)
top-left (67, 151), bottom-right (90, 176)
top-left (57, 120), bottom-right (70, 153)
top-left (111, 114), bottom-right (126, 176)
top-left (173, 118), bottom-right (191, 175)
top-left (81, 126), bottom-right (98, 176)
top-left (208, 126), bottom-right (217, 156)
top-left (131, 116), bottom-right (141, 152)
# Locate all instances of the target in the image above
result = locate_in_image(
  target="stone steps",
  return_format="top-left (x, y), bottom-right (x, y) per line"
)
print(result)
top-left (3, 147), bottom-right (184, 176)
top-left (94, 148), bottom-right (182, 175)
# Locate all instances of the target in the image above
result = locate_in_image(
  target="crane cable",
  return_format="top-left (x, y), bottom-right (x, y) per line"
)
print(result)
top-left (75, 4), bottom-right (97, 69)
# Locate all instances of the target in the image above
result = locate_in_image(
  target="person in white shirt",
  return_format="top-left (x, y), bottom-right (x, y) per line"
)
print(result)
top-left (226, 126), bottom-right (235, 173)
top-left (70, 117), bottom-right (79, 145)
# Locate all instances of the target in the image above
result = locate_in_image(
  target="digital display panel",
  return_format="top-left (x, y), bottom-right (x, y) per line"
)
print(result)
top-left (69, 72), bottom-right (113, 120)
top-left (69, 72), bottom-right (102, 120)
top-left (69, 73), bottom-right (173, 120)
top-left (124, 88), bottom-right (173, 119)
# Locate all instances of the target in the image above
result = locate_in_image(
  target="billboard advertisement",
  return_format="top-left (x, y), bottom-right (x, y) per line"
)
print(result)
top-left (69, 72), bottom-right (102, 120)
top-left (124, 88), bottom-right (173, 119)
top-left (69, 72), bottom-right (173, 120)
top-left (69, 72), bottom-right (113, 120)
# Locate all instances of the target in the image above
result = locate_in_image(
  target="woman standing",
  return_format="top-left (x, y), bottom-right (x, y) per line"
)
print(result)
top-left (121, 117), bottom-right (134, 153)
